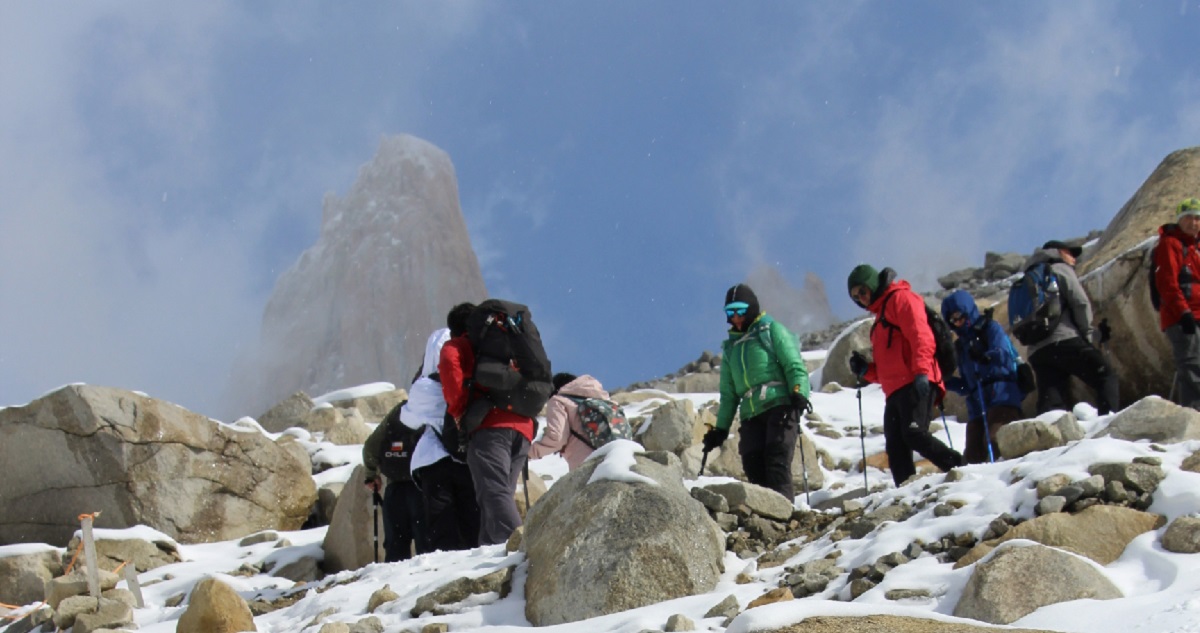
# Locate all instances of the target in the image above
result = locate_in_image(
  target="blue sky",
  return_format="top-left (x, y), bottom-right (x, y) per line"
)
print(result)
top-left (2, 2), bottom-right (1198, 418)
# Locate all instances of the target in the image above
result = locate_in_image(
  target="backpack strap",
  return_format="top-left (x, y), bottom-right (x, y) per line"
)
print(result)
top-left (872, 291), bottom-right (899, 349)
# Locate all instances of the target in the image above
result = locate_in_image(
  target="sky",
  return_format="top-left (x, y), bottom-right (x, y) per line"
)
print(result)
top-left (2, 2), bottom-right (1200, 417)
top-left (6, 386), bottom-right (1200, 632)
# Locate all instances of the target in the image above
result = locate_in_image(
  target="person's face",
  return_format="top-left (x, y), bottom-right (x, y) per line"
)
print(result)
top-left (1059, 250), bottom-right (1077, 267)
top-left (850, 285), bottom-right (872, 309)
top-left (949, 311), bottom-right (967, 328)
top-left (725, 305), bottom-right (749, 329)
top-left (1180, 213), bottom-right (1200, 238)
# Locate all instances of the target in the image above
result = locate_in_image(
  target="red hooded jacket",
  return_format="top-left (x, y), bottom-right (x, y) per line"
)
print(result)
top-left (862, 278), bottom-right (945, 400)
top-left (1155, 223), bottom-right (1200, 331)
top-left (439, 334), bottom-right (535, 442)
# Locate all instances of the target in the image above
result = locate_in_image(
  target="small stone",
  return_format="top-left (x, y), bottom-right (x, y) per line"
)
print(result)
top-left (421, 624), bottom-right (449, 633)
top-left (238, 531), bottom-right (280, 547)
top-left (1133, 456), bottom-right (1163, 466)
top-left (849, 578), bottom-right (876, 600)
top-left (933, 503), bottom-right (956, 517)
top-left (703, 594), bottom-right (740, 620)
top-left (1036, 495), bottom-right (1067, 515)
top-left (747, 587), bottom-right (792, 608)
top-left (367, 584), bottom-right (399, 614)
top-left (664, 614), bottom-right (696, 632)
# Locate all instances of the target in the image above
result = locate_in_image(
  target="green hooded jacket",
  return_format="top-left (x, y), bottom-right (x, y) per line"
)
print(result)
top-left (715, 313), bottom-right (810, 431)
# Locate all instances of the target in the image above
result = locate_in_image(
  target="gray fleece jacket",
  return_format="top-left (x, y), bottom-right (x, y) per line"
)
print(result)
top-left (1023, 248), bottom-right (1094, 356)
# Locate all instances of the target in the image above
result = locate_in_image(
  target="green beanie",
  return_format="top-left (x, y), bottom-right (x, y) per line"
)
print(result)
top-left (847, 264), bottom-right (880, 296)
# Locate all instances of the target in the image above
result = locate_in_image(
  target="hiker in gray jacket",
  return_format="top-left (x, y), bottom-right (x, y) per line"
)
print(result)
top-left (1024, 240), bottom-right (1119, 415)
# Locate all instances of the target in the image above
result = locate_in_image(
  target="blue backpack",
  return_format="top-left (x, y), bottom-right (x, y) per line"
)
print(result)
top-left (1007, 262), bottom-right (1063, 346)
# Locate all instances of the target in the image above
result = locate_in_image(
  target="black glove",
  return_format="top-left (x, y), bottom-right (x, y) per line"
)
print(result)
top-left (702, 427), bottom-right (729, 453)
top-left (790, 392), bottom-right (812, 415)
top-left (967, 340), bottom-right (988, 363)
top-left (913, 374), bottom-right (931, 401)
top-left (1097, 318), bottom-right (1112, 344)
top-left (1181, 313), bottom-right (1197, 335)
top-left (849, 351), bottom-right (869, 379)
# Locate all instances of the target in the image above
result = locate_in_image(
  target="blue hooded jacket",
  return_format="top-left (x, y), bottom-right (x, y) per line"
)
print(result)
top-left (940, 290), bottom-right (1025, 420)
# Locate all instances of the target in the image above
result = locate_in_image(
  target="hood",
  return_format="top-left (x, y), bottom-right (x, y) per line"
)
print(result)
top-left (940, 290), bottom-right (981, 335)
top-left (420, 328), bottom-right (451, 377)
top-left (865, 268), bottom-right (900, 312)
top-left (1161, 223), bottom-right (1199, 245)
top-left (557, 374), bottom-right (609, 400)
top-left (1024, 248), bottom-right (1064, 269)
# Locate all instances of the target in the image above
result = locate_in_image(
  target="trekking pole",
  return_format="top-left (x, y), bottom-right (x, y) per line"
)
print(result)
top-left (856, 385), bottom-right (868, 492)
top-left (796, 426), bottom-right (811, 506)
top-left (974, 383), bottom-right (995, 463)
top-left (371, 489), bottom-right (383, 564)
top-left (522, 460), bottom-right (531, 514)
top-left (699, 449), bottom-right (709, 477)
top-left (938, 404), bottom-right (955, 450)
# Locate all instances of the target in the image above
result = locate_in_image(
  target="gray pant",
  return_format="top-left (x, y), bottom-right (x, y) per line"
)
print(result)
top-left (1167, 323), bottom-right (1200, 410)
top-left (466, 427), bottom-right (530, 546)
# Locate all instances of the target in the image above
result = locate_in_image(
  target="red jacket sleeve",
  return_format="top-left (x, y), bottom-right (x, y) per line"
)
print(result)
top-left (438, 337), bottom-right (471, 419)
top-left (1157, 237), bottom-right (1191, 329)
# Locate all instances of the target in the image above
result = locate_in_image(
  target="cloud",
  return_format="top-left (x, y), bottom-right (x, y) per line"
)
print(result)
top-left (0, 3), bottom-right (496, 415)
top-left (716, 3), bottom-right (1184, 305)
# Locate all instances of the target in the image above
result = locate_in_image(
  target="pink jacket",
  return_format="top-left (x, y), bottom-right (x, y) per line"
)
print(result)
top-left (529, 375), bottom-right (610, 470)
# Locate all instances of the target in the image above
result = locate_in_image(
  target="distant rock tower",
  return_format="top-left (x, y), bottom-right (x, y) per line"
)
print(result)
top-left (744, 264), bottom-right (837, 335)
top-left (232, 134), bottom-right (487, 417)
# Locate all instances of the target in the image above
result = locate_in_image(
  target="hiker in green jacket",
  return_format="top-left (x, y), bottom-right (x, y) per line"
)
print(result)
top-left (703, 284), bottom-right (812, 499)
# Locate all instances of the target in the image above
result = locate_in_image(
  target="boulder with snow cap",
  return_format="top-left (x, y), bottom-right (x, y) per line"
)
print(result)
top-left (1096, 396), bottom-right (1200, 443)
top-left (0, 385), bottom-right (316, 546)
top-left (523, 440), bottom-right (724, 626)
top-left (954, 543), bottom-right (1122, 625)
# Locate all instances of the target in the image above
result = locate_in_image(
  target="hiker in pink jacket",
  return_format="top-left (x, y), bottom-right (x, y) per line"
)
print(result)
top-left (529, 373), bottom-right (610, 470)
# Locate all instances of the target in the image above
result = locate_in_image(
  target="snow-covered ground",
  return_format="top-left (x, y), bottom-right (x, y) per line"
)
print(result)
top-left (6, 384), bottom-right (1200, 633)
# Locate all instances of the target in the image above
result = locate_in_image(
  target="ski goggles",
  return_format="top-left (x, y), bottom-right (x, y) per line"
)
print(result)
top-left (724, 302), bottom-right (750, 318)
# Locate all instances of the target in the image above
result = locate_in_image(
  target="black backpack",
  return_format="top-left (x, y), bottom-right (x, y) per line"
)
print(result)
top-left (462, 299), bottom-right (553, 433)
top-left (1149, 235), bottom-right (1195, 312)
top-left (377, 402), bottom-right (422, 482)
top-left (874, 291), bottom-right (958, 378)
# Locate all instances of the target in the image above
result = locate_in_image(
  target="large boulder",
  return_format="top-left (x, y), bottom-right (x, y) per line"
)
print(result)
top-left (954, 543), bottom-right (1122, 625)
top-left (640, 399), bottom-right (697, 454)
top-left (955, 504), bottom-right (1165, 568)
top-left (176, 576), bottom-right (257, 633)
top-left (523, 441), bottom-right (725, 626)
top-left (1075, 147), bottom-right (1200, 403)
top-left (819, 318), bottom-right (873, 390)
top-left (322, 465), bottom-right (385, 573)
top-left (0, 385), bottom-right (317, 546)
top-left (1096, 396), bottom-right (1200, 443)
top-left (0, 545), bottom-right (62, 607)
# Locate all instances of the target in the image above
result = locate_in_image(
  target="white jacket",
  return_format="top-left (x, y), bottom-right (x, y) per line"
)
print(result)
top-left (400, 328), bottom-right (453, 473)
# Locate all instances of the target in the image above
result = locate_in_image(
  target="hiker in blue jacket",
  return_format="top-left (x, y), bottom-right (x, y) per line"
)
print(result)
top-left (940, 290), bottom-right (1026, 464)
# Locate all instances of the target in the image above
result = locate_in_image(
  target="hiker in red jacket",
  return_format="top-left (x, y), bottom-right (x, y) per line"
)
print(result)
top-left (439, 302), bottom-right (535, 546)
top-left (847, 264), bottom-right (964, 486)
top-left (1156, 198), bottom-right (1200, 410)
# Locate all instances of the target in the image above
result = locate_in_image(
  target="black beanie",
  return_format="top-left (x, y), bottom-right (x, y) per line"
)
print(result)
top-left (724, 283), bottom-right (761, 327)
top-left (552, 372), bottom-right (577, 395)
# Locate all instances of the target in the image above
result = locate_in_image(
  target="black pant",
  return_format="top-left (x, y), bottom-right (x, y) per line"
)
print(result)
top-left (738, 405), bottom-right (798, 499)
top-left (466, 428), bottom-right (530, 546)
top-left (382, 478), bottom-right (425, 562)
top-left (884, 383), bottom-right (963, 486)
top-left (414, 458), bottom-right (480, 553)
top-left (1029, 337), bottom-right (1120, 415)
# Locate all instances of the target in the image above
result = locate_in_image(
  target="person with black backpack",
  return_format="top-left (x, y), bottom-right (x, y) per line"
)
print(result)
top-left (846, 265), bottom-right (964, 486)
top-left (701, 284), bottom-right (812, 499)
top-left (1020, 240), bottom-right (1119, 415)
top-left (530, 372), bottom-right (628, 470)
top-left (400, 328), bottom-right (480, 552)
top-left (362, 399), bottom-right (426, 562)
top-left (940, 290), bottom-right (1027, 463)
top-left (1153, 198), bottom-right (1200, 409)
top-left (440, 301), bottom-right (546, 546)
